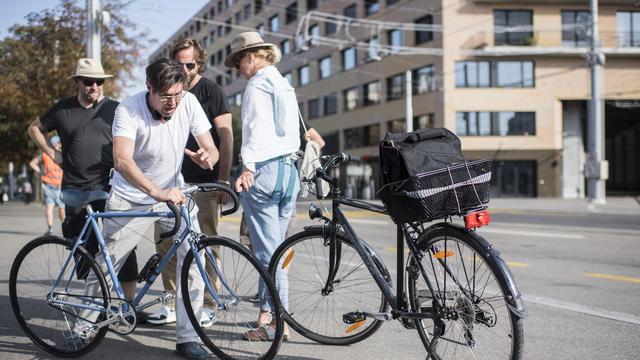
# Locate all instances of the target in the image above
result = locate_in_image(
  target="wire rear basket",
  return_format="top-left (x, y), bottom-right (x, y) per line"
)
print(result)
top-left (379, 158), bottom-right (493, 224)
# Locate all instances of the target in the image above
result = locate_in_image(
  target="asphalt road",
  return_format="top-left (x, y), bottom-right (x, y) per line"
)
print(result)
top-left (0, 200), bottom-right (639, 359)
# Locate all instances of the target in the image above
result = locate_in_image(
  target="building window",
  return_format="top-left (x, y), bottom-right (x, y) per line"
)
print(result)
top-left (299, 65), bottom-right (310, 85)
top-left (269, 15), bottom-right (279, 32)
top-left (226, 0), bottom-right (234, 9)
top-left (225, 18), bottom-right (232, 34)
top-left (309, 98), bottom-right (322, 119)
top-left (235, 11), bottom-right (242, 24)
top-left (325, 93), bottom-right (338, 116)
top-left (456, 112), bottom-right (535, 136)
top-left (342, 47), bottom-right (356, 70)
top-left (561, 10), bottom-right (590, 47)
top-left (455, 61), bottom-right (534, 88)
top-left (309, 24), bottom-right (320, 46)
top-left (494, 10), bottom-right (534, 46)
top-left (494, 61), bottom-right (534, 87)
top-left (256, 23), bottom-right (264, 36)
top-left (363, 81), bottom-right (381, 106)
top-left (203, 36), bottom-right (209, 48)
top-left (307, 0), bottom-right (317, 11)
top-left (283, 72), bottom-right (293, 85)
top-left (387, 119), bottom-right (405, 133)
top-left (217, 25), bottom-right (223, 37)
top-left (455, 61), bottom-right (490, 88)
top-left (196, 21), bottom-right (201, 32)
top-left (415, 15), bottom-right (433, 44)
top-left (388, 29), bottom-right (403, 52)
top-left (286, 2), bottom-right (298, 24)
top-left (209, 55), bottom-right (215, 66)
top-left (216, 75), bottom-right (223, 85)
top-left (210, 30), bottom-right (216, 42)
top-left (365, 0), bottom-right (379, 16)
top-left (344, 124), bottom-right (380, 149)
top-left (343, 87), bottom-right (359, 111)
top-left (617, 11), bottom-right (640, 47)
top-left (491, 161), bottom-right (537, 197)
top-left (217, 50), bottom-right (223, 64)
top-left (387, 73), bottom-right (406, 100)
top-left (326, 18), bottom-right (337, 35)
top-left (281, 39), bottom-right (291, 55)
top-left (387, 0), bottom-right (399, 6)
top-left (210, 7), bottom-right (215, 18)
top-left (218, 0), bottom-right (223, 13)
top-left (319, 56), bottom-right (332, 79)
top-left (367, 36), bottom-right (380, 61)
top-left (244, 4), bottom-right (251, 19)
top-left (296, 33), bottom-right (305, 50)
top-left (414, 114), bottom-right (434, 129)
top-left (413, 65), bottom-right (436, 94)
top-left (225, 44), bottom-right (231, 57)
top-left (255, 0), bottom-right (262, 14)
top-left (344, 4), bottom-right (357, 18)
top-left (225, 69), bottom-right (233, 85)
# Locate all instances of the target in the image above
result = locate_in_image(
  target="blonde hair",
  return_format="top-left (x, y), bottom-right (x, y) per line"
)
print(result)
top-left (247, 46), bottom-right (282, 65)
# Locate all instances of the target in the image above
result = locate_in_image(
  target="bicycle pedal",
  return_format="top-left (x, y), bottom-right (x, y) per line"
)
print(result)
top-left (343, 311), bottom-right (366, 324)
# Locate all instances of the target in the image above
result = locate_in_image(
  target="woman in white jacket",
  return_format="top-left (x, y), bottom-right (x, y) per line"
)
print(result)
top-left (226, 32), bottom-right (298, 341)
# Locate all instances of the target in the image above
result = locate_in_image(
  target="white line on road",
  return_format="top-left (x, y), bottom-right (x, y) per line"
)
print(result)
top-left (524, 295), bottom-right (640, 325)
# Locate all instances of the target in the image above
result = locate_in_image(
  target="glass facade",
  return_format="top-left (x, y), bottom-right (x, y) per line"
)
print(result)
top-left (456, 112), bottom-right (536, 136)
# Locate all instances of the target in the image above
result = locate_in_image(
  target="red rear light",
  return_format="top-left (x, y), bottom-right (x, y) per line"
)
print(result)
top-left (464, 210), bottom-right (491, 229)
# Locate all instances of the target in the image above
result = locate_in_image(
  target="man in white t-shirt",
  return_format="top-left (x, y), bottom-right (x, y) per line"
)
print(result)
top-left (78, 59), bottom-right (218, 360)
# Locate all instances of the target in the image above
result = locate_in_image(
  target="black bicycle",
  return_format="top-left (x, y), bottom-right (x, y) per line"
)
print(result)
top-left (268, 153), bottom-right (526, 359)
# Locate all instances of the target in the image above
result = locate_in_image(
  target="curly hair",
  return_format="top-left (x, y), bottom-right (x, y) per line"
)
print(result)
top-left (170, 38), bottom-right (207, 75)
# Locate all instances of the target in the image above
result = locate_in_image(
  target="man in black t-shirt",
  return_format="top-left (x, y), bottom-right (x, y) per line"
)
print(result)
top-left (145, 39), bottom-right (233, 326)
top-left (27, 58), bottom-right (139, 307)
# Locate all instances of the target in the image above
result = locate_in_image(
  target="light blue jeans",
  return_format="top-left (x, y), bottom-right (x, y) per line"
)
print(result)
top-left (240, 156), bottom-right (299, 313)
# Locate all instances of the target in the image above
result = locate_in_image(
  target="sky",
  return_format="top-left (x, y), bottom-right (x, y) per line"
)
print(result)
top-left (0, 0), bottom-right (210, 99)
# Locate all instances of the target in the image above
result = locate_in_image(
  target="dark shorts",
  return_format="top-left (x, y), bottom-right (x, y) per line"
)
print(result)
top-left (63, 199), bottom-right (138, 282)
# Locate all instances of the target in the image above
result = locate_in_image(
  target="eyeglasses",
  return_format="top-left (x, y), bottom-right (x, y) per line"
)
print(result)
top-left (158, 90), bottom-right (186, 104)
top-left (80, 78), bottom-right (105, 86)
top-left (179, 62), bottom-right (196, 70)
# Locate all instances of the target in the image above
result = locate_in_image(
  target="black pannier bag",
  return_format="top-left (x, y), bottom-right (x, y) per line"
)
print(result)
top-left (378, 128), bottom-right (492, 224)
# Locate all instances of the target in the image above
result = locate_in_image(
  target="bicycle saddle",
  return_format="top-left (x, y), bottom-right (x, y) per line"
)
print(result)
top-left (61, 189), bottom-right (110, 207)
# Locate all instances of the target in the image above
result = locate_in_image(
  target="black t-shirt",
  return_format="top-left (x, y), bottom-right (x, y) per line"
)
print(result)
top-left (39, 96), bottom-right (118, 190)
top-left (181, 77), bottom-right (230, 183)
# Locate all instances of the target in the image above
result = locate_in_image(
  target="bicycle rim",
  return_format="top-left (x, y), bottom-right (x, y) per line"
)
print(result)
top-left (268, 229), bottom-right (388, 345)
top-left (408, 227), bottom-right (524, 360)
top-left (182, 237), bottom-right (283, 360)
top-left (9, 236), bottom-right (109, 357)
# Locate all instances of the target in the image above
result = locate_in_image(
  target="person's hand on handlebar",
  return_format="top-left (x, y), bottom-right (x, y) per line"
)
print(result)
top-left (150, 187), bottom-right (186, 204)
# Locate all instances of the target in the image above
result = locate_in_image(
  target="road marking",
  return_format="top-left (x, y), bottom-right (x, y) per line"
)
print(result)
top-left (219, 217), bottom-right (241, 223)
top-left (524, 295), bottom-right (640, 325)
top-left (506, 261), bottom-right (530, 267)
top-left (477, 228), bottom-right (584, 239)
top-left (584, 272), bottom-right (640, 285)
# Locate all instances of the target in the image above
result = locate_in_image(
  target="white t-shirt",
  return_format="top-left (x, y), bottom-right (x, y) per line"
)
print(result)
top-left (111, 91), bottom-right (211, 204)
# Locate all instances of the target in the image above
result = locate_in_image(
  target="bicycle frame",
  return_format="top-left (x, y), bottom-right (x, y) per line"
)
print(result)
top-left (49, 201), bottom-right (238, 322)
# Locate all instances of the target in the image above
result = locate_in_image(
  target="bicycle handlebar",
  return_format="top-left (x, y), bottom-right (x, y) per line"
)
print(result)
top-left (159, 182), bottom-right (240, 239)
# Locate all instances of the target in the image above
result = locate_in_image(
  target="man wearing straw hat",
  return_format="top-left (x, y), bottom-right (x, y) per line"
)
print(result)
top-left (27, 58), bottom-right (141, 310)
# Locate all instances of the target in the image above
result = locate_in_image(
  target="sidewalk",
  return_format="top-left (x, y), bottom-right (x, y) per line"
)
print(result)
top-left (296, 196), bottom-right (640, 216)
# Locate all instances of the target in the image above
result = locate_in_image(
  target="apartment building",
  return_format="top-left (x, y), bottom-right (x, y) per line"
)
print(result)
top-left (151, 0), bottom-right (640, 198)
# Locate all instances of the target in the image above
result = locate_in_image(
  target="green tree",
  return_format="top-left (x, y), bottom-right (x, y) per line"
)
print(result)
top-left (0, 0), bottom-right (152, 167)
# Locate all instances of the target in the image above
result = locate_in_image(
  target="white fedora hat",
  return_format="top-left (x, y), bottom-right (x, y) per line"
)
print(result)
top-left (224, 31), bottom-right (280, 68)
top-left (68, 58), bottom-right (113, 79)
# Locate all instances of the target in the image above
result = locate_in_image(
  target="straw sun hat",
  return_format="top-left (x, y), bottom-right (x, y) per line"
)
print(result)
top-left (224, 31), bottom-right (281, 68)
top-left (68, 58), bottom-right (113, 80)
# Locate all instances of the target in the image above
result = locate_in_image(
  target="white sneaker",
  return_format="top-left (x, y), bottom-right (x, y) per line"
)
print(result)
top-left (147, 305), bottom-right (176, 325)
top-left (200, 308), bottom-right (217, 328)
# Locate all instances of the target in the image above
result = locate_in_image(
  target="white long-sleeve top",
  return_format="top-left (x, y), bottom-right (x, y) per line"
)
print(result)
top-left (241, 65), bottom-right (300, 172)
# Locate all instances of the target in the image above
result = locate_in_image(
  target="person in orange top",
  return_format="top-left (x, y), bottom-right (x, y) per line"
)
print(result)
top-left (29, 136), bottom-right (65, 235)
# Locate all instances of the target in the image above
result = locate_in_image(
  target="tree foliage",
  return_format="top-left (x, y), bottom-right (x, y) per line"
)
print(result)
top-left (0, 0), bottom-right (153, 168)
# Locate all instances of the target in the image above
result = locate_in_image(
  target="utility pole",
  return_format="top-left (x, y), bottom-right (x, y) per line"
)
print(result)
top-left (586, 0), bottom-right (607, 204)
top-left (86, 0), bottom-right (109, 62)
top-left (405, 70), bottom-right (413, 133)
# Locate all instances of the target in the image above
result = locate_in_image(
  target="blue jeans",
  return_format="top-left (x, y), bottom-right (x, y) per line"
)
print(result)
top-left (240, 156), bottom-right (299, 313)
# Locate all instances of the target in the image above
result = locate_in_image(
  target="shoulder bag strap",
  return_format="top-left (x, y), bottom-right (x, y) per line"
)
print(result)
top-left (298, 108), bottom-right (310, 141)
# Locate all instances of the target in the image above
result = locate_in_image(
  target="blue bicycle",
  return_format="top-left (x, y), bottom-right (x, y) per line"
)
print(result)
top-left (9, 183), bottom-right (284, 359)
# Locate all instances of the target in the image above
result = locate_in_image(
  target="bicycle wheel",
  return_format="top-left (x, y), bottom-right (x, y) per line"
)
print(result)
top-left (181, 236), bottom-right (283, 360)
top-left (407, 225), bottom-right (524, 360)
top-left (268, 228), bottom-right (390, 345)
top-left (10, 235), bottom-right (109, 357)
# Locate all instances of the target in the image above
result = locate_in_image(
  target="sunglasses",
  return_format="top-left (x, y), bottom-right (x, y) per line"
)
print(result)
top-left (179, 62), bottom-right (197, 70)
top-left (80, 78), bottom-right (105, 86)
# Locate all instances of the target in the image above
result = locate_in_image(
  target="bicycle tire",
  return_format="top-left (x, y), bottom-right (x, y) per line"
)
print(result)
top-left (407, 224), bottom-right (524, 360)
top-left (268, 228), bottom-right (390, 345)
top-left (181, 236), bottom-right (283, 360)
top-left (10, 235), bottom-right (109, 357)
